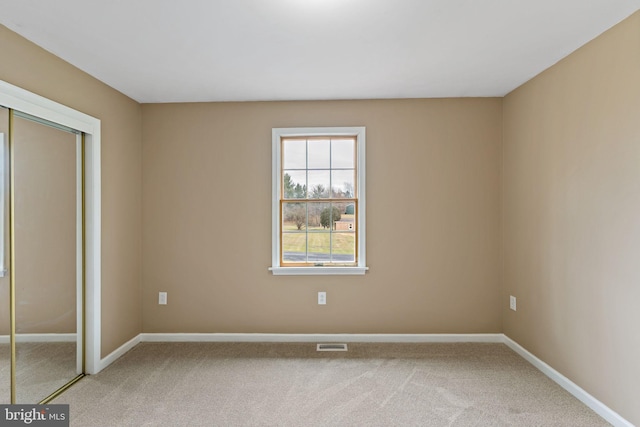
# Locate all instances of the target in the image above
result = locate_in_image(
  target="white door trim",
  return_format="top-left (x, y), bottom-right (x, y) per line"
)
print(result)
top-left (0, 80), bottom-right (102, 374)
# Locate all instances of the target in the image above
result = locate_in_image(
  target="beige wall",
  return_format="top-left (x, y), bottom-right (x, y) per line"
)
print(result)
top-left (503, 11), bottom-right (640, 425)
top-left (0, 25), bottom-right (143, 356)
top-left (141, 98), bottom-right (503, 334)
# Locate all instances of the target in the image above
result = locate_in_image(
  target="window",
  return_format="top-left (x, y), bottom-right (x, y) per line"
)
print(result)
top-left (271, 127), bottom-right (367, 275)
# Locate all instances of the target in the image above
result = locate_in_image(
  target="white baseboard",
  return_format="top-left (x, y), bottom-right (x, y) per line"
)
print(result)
top-left (139, 333), bottom-right (504, 343)
top-left (96, 334), bottom-right (141, 373)
top-left (0, 333), bottom-right (76, 344)
top-left (95, 332), bottom-right (632, 427)
top-left (502, 336), bottom-right (632, 427)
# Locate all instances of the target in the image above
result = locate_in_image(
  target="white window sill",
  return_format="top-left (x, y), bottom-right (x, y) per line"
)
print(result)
top-left (269, 266), bottom-right (369, 276)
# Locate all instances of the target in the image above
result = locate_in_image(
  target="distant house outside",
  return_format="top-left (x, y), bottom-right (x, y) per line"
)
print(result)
top-left (335, 214), bottom-right (355, 231)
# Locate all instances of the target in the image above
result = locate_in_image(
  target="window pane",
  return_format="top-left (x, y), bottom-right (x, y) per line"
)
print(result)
top-left (323, 203), bottom-right (342, 230)
top-left (282, 232), bottom-right (307, 263)
top-left (308, 171), bottom-right (330, 198)
top-left (331, 170), bottom-right (355, 198)
top-left (283, 139), bottom-right (306, 169)
top-left (331, 138), bottom-right (355, 169)
top-left (331, 233), bottom-right (356, 263)
top-left (307, 202), bottom-right (328, 230)
top-left (283, 170), bottom-right (307, 199)
top-left (333, 201), bottom-right (356, 232)
top-left (307, 231), bottom-right (331, 263)
top-left (307, 139), bottom-right (330, 169)
top-left (282, 202), bottom-right (307, 231)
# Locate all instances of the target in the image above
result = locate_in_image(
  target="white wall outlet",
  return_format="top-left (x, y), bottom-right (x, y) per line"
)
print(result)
top-left (318, 291), bottom-right (326, 305)
top-left (159, 292), bottom-right (167, 305)
top-left (510, 295), bottom-right (517, 311)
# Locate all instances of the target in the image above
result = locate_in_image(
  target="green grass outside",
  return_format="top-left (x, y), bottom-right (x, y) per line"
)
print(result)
top-left (282, 228), bottom-right (355, 255)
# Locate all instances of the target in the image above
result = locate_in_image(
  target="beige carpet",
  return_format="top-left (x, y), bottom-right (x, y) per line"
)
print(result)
top-left (0, 342), bottom-right (77, 404)
top-left (0, 342), bottom-right (8, 403)
top-left (52, 342), bottom-right (608, 426)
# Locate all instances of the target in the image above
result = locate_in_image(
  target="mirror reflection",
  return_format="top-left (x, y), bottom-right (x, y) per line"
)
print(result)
top-left (13, 114), bottom-right (79, 403)
top-left (0, 107), bottom-right (10, 403)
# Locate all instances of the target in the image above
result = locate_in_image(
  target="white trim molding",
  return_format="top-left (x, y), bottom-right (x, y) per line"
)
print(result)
top-left (98, 334), bottom-right (141, 373)
top-left (268, 266), bottom-right (368, 276)
top-left (139, 333), bottom-right (504, 343)
top-left (503, 336), bottom-right (633, 427)
top-left (0, 80), bottom-right (102, 375)
top-left (0, 333), bottom-right (77, 344)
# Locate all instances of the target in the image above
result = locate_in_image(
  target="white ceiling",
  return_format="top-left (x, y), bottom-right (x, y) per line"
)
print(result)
top-left (1, 0), bottom-right (639, 103)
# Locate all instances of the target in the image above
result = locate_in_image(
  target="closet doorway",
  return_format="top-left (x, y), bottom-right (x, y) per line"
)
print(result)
top-left (0, 81), bottom-right (102, 404)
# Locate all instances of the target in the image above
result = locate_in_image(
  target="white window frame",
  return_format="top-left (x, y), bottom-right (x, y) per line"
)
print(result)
top-left (270, 126), bottom-right (368, 275)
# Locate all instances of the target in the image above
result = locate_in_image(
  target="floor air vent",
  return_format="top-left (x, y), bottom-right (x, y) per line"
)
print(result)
top-left (317, 343), bottom-right (348, 352)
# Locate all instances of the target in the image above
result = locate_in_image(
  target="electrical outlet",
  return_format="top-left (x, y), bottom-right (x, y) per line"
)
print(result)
top-left (318, 291), bottom-right (326, 305)
top-left (159, 292), bottom-right (167, 305)
top-left (510, 295), bottom-right (516, 311)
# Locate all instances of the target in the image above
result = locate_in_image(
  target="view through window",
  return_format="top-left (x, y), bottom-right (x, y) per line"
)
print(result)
top-left (280, 135), bottom-right (358, 266)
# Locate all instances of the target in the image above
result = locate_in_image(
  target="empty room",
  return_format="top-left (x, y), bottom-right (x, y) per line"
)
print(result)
top-left (0, 1), bottom-right (639, 426)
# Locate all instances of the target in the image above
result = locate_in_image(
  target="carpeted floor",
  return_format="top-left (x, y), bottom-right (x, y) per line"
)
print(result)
top-left (0, 342), bottom-right (77, 404)
top-left (50, 342), bottom-right (609, 426)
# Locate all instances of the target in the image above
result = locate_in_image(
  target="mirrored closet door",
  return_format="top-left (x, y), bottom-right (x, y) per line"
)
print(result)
top-left (0, 106), bottom-right (84, 404)
top-left (0, 107), bottom-right (10, 404)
